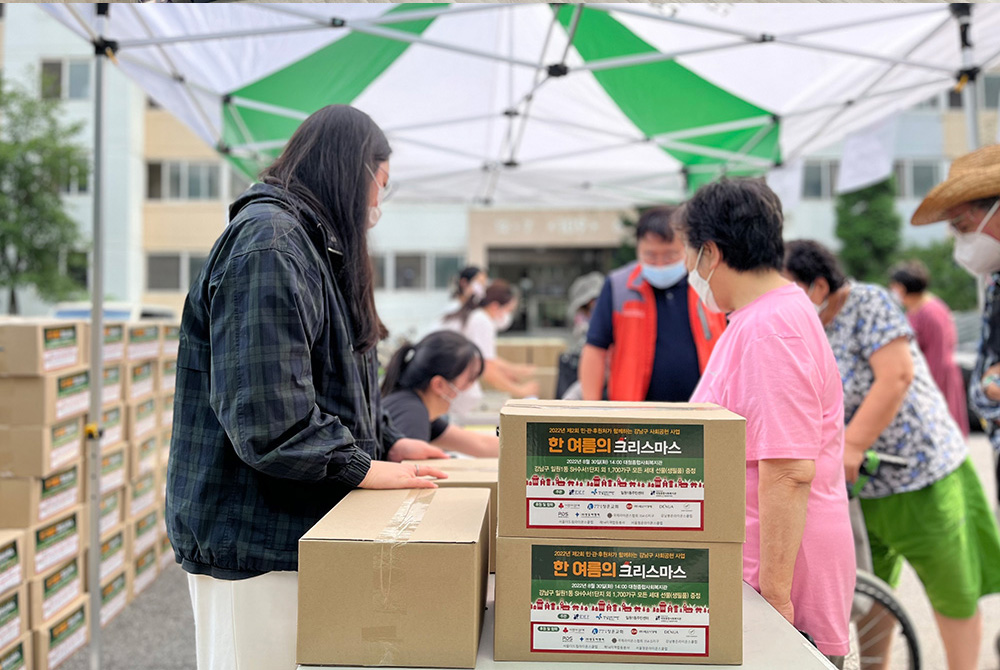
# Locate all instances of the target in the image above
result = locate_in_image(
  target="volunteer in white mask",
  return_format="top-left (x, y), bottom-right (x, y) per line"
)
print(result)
top-left (439, 279), bottom-right (539, 424)
top-left (911, 143), bottom-right (1000, 514)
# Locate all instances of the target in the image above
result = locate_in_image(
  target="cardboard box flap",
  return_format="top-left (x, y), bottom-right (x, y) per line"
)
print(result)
top-left (502, 400), bottom-right (745, 422)
top-left (302, 488), bottom-right (490, 545)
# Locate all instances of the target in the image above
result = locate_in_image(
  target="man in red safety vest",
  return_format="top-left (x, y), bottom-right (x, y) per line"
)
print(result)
top-left (579, 206), bottom-right (726, 402)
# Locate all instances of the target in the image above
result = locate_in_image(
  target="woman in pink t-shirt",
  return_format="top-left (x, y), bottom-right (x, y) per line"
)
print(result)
top-left (677, 179), bottom-right (855, 662)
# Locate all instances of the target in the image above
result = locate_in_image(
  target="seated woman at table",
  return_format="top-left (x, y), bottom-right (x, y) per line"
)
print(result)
top-left (381, 330), bottom-right (499, 457)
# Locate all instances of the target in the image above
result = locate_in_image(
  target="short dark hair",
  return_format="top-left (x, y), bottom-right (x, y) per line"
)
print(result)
top-left (889, 260), bottom-right (930, 294)
top-left (636, 206), bottom-right (679, 243)
top-left (380, 331), bottom-right (484, 396)
top-left (675, 178), bottom-right (784, 272)
top-left (784, 240), bottom-right (847, 292)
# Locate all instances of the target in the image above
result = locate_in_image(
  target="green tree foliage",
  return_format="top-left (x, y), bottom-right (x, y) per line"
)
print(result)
top-left (835, 178), bottom-right (902, 283)
top-left (0, 79), bottom-right (89, 314)
top-left (892, 239), bottom-right (978, 311)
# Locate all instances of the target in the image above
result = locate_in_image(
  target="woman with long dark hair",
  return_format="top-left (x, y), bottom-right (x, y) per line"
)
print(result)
top-left (381, 331), bottom-right (499, 457)
top-left (167, 105), bottom-right (448, 670)
top-left (440, 265), bottom-right (488, 316)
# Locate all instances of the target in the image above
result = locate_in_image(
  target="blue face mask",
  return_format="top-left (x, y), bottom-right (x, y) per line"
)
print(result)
top-left (641, 260), bottom-right (687, 289)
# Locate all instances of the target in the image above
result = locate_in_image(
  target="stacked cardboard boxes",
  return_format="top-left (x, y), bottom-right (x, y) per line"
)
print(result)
top-left (492, 337), bottom-right (567, 400)
top-left (493, 400), bottom-right (747, 665)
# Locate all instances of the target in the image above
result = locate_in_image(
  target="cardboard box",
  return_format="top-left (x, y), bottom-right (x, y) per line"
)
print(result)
top-left (100, 568), bottom-right (128, 628)
top-left (496, 339), bottom-right (530, 365)
top-left (33, 596), bottom-right (88, 670)
top-left (98, 488), bottom-right (124, 541)
top-left (297, 488), bottom-right (490, 668)
top-left (0, 418), bottom-right (83, 478)
top-left (0, 320), bottom-right (84, 376)
top-left (0, 462), bottom-right (82, 528)
top-left (23, 506), bottom-right (85, 579)
top-left (0, 531), bottom-right (25, 598)
top-left (129, 545), bottom-right (158, 602)
top-left (533, 367), bottom-right (559, 400)
top-left (101, 322), bottom-right (126, 365)
top-left (127, 471), bottom-right (158, 519)
top-left (99, 524), bottom-right (126, 585)
top-left (0, 585), bottom-right (27, 652)
top-left (159, 396), bottom-right (174, 433)
top-left (131, 434), bottom-right (159, 481)
top-left (128, 508), bottom-right (159, 558)
top-left (402, 458), bottom-right (498, 572)
top-left (126, 397), bottom-right (159, 444)
top-left (498, 401), bottom-right (746, 543)
top-left (96, 404), bottom-right (124, 453)
top-left (0, 632), bottom-right (31, 670)
top-left (158, 534), bottom-right (174, 572)
top-left (155, 504), bottom-right (166, 540)
top-left (28, 556), bottom-right (84, 628)
top-left (494, 537), bottom-right (743, 665)
top-left (101, 363), bottom-right (124, 408)
top-left (0, 366), bottom-right (90, 427)
top-left (529, 340), bottom-right (567, 369)
top-left (123, 360), bottom-right (157, 405)
top-left (161, 323), bottom-right (180, 360)
top-left (160, 359), bottom-right (176, 395)
top-left (125, 323), bottom-right (161, 362)
top-left (95, 447), bottom-right (128, 496)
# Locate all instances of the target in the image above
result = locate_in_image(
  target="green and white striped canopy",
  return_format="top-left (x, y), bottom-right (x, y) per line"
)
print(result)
top-left (46, 2), bottom-right (1000, 206)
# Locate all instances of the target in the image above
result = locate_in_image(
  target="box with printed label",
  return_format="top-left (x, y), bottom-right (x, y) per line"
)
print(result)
top-left (0, 462), bottom-right (82, 528)
top-left (0, 531), bottom-right (25, 599)
top-left (0, 418), bottom-right (83, 478)
top-left (161, 323), bottom-right (180, 360)
top-left (0, 367), bottom-right (90, 427)
top-left (123, 360), bottom-right (157, 405)
top-left (0, 631), bottom-right (31, 670)
top-left (532, 367), bottom-right (559, 400)
top-left (498, 401), bottom-right (746, 543)
top-left (402, 457), bottom-right (498, 572)
top-left (100, 568), bottom-right (128, 628)
top-left (94, 404), bottom-right (124, 453)
top-left (128, 545), bottom-right (158, 603)
top-left (159, 396), bottom-right (174, 433)
top-left (158, 533), bottom-right (174, 572)
top-left (297, 488), bottom-right (490, 668)
top-left (101, 363), bottom-right (124, 408)
top-left (494, 537), bottom-right (743, 665)
top-left (33, 596), bottom-right (88, 670)
top-left (81, 322), bottom-right (127, 366)
top-left (98, 488), bottom-right (124, 541)
top-left (160, 358), bottom-right (177, 395)
top-left (128, 471), bottom-right (158, 519)
top-left (28, 556), bottom-right (84, 628)
top-left (86, 447), bottom-right (128, 497)
top-left (125, 324), bottom-right (161, 362)
top-left (23, 506), bottom-right (86, 579)
top-left (0, 320), bottom-right (84, 376)
top-left (128, 508), bottom-right (159, 559)
top-left (131, 434), bottom-right (159, 481)
top-left (0, 585), bottom-right (27, 652)
top-left (98, 524), bottom-right (127, 585)
top-left (126, 397), bottom-right (159, 444)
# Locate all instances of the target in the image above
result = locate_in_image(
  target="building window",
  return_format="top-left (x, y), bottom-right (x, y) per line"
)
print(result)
top-left (40, 60), bottom-right (90, 100)
top-left (985, 74), bottom-right (1000, 110)
top-left (41, 60), bottom-right (61, 100)
top-left (60, 162), bottom-right (89, 195)
top-left (910, 161), bottom-right (940, 198)
top-left (433, 255), bottom-right (463, 290)
top-left (948, 89), bottom-right (964, 109)
top-left (147, 254), bottom-right (182, 291)
top-left (372, 255), bottom-right (386, 290)
top-left (803, 161), bottom-right (824, 200)
top-left (66, 250), bottom-right (88, 290)
top-left (913, 95), bottom-right (940, 110)
top-left (394, 255), bottom-right (425, 290)
top-left (146, 161), bottom-right (222, 201)
top-left (67, 62), bottom-right (90, 100)
top-left (229, 170), bottom-right (252, 199)
top-left (188, 255), bottom-right (208, 288)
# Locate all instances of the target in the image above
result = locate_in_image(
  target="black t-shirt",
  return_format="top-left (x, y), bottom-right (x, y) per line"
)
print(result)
top-left (383, 390), bottom-right (450, 442)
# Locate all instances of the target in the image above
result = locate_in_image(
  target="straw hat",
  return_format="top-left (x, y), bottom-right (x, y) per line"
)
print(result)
top-left (911, 144), bottom-right (1000, 226)
top-left (566, 272), bottom-right (605, 320)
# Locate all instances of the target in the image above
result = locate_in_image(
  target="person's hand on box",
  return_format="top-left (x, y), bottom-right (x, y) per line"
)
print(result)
top-left (515, 380), bottom-right (540, 398)
top-left (387, 437), bottom-right (448, 462)
top-left (359, 460), bottom-right (448, 490)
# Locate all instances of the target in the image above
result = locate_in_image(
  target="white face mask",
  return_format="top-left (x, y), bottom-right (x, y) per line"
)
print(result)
top-left (436, 380), bottom-right (460, 407)
top-left (808, 282), bottom-right (829, 315)
top-left (953, 199), bottom-right (1000, 276)
top-left (366, 165), bottom-right (386, 229)
top-left (493, 310), bottom-right (514, 332)
top-left (687, 247), bottom-right (723, 314)
top-left (470, 281), bottom-right (486, 300)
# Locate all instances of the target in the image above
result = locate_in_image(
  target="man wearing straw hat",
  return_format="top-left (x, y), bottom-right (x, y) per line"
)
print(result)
top-left (912, 144), bottom-right (1000, 513)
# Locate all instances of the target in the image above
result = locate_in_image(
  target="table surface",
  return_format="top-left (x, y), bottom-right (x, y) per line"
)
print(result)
top-left (299, 576), bottom-right (837, 670)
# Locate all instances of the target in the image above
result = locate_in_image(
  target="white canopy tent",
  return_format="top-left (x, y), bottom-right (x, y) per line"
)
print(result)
top-left (37, 3), bottom-right (1000, 668)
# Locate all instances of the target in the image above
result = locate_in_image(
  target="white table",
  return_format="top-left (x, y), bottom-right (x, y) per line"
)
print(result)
top-left (299, 576), bottom-right (837, 669)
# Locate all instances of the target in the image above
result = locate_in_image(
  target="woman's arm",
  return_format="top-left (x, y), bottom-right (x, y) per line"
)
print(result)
top-left (481, 359), bottom-right (539, 397)
top-left (431, 424), bottom-right (499, 458)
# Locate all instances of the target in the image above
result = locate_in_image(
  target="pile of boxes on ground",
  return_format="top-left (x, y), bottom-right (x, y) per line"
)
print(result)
top-left (490, 337), bottom-right (568, 400)
top-left (297, 400), bottom-right (747, 667)
top-left (0, 318), bottom-right (179, 670)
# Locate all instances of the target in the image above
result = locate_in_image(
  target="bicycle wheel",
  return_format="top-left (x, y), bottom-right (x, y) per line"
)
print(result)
top-left (844, 571), bottom-right (921, 670)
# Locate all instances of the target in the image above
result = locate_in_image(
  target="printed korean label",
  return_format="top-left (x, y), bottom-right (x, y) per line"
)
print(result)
top-left (0, 541), bottom-right (22, 596)
top-left (133, 398), bottom-right (157, 440)
top-left (131, 472), bottom-right (156, 517)
top-left (526, 423), bottom-right (705, 531)
top-left (102, 366), bottom-right (122, 405)
top-left (159, 535), bottom-right (174, 571)
top-left (161, 359), bottom-right (177, 392)
top-left (530, 545), bottom-right (709, 657)
top-left (101, 450), bottom-right (126, 493)
top-left (136, 436), bottom-right (158, 477)
top-left (0, 638), bottom-right (26, 670)
top-left (48, 605), bottom-right (86, 668)
top-left (50, 420), bottom-right (82, 470)
top-left (39, 466), bottom-right (79, 522)
top-left (100, 407), bottom-right (123, 450)
top-left (129, 362), bottom-right (154, 401)
top-left (35, 514), bottom-right (79, 574)
top-left (0, 591), bottom-right (22, 650)
top-left (101, 572), bottom-right (127, 627)
top-left (43, 326), bottom-right (79, 372)
top-left (100, 532), bottom-right (125, 582)
top-left (55, 370), bottom-right (89, 420)
top-left (134, 511), bottom-right (158, 555)
top-left (42, 559), bottom-right (81, 622)
top-left (161, 396), bottom-right (174, 429)
top-left (103, 324), bottom-right (125, 363)
top-left (134, 548), bottom-right (157, 595)
top-left (128, 326), bottom-right (160, 360)
top-left (99, 490), bottom-right (121, 538)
